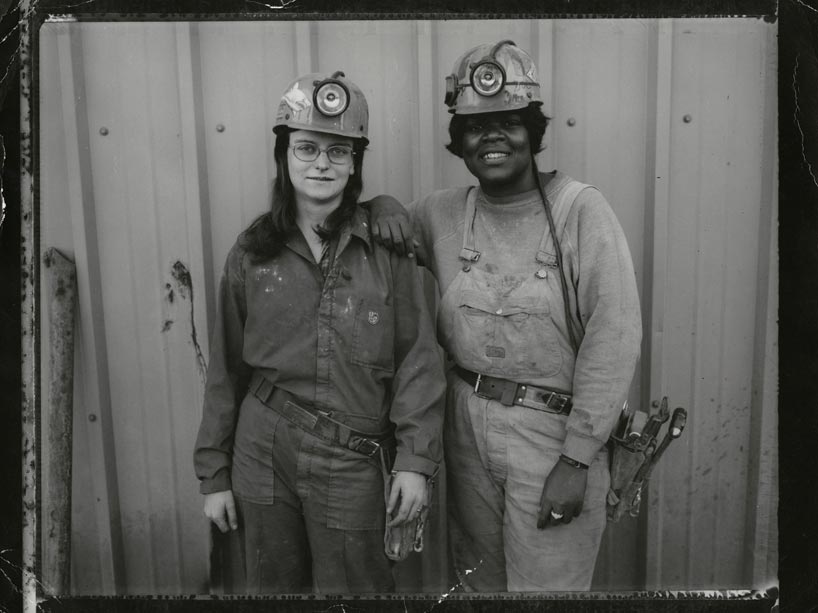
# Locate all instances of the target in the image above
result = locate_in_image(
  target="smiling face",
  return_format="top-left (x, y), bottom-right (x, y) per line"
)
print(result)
top-left (287, 129), bottom-right (355, 207)
top-left (460, 111), bottom-right (537, 197)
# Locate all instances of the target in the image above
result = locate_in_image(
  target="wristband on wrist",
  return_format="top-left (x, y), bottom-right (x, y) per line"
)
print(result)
top-left (559, 454), bottom-right (589, 470)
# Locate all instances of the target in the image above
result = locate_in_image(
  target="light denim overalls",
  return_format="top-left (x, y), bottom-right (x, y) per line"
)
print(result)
top-left (441, 181), bottom-right (610, 591)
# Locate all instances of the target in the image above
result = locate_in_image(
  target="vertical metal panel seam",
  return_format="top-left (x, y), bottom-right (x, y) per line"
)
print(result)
top-left (310, 21), bottom-right (319, 73)
top-left (377, 33), bottom-right (390, 198)
top-left (262, 26), bottom-right (275, 204)
top-left (532, 19), bottom-right (554, 172)
top-left (174, 23), bottom-right (215, 590)
top-left (412, 20), bottom-right (435, 200)
top-left (687, 23), bottom-right (708, 587)
top-left (643, 18), bottom-right (673, 589)
top-left (152, 23), bottom-right (190, 588)
top-left (131, 27), bottom-right (160, 592)
top-left (528, 19), bottom-right (540, 81)
top-left (712, 28), bottom-right (742, 576)
top-left (743, 22), bottom-right (778, 588)
top-left (181, 23), bottom-right (216, 338)
top-left (549, 22), bottom-right (559, 168)
top-left (228, 30), bottom-right (250, 233)
top-left (408, 21), bottom-right (417, 198)
top-left (294, 22), bottom-right (312, 77)
top-left (59, 24), bottom-right (125, 593)
top-left (431, 21), bottom-right (441, 191)
top-left (580, 24), bottom-right (589, 179)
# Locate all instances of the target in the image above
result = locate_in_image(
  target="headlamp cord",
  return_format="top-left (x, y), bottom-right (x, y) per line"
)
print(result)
top-left (533, 161), bottom-right (581, 354)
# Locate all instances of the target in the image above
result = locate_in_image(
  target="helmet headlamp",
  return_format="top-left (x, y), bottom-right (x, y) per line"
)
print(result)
top-left (470, 60), bottom-right (506, 97)
top-left (275, 70), bottom-right (369, 143)
top-left (445, 40), bottom-right (542, 115)
top-left (314, 73), bottom-right (350, 117)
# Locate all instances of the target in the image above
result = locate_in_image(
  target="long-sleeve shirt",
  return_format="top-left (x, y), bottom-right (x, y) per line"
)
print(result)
top-left (408, 170), bottom-right (642, 466)
top-left (194, 205), bottom-right (446, 494)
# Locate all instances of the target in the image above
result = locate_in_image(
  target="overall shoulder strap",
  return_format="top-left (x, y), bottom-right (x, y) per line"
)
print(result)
top-left (459, 186), bottom-right (481, 263)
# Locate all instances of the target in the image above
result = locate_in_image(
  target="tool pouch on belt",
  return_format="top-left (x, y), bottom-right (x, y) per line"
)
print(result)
top-left (382, 457), bottom-right (438, 562)
top-left (606, 440), bottom-right (649, 522)
top-left (606, 397), bottom-right (688, 522)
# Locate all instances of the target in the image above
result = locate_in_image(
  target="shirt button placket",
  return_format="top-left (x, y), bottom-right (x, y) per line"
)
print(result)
top-left (316, 278), bottom-right (334, 405)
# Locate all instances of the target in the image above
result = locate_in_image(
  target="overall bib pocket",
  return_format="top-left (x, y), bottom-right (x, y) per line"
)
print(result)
top-left (453, 289), bottom-right (563, 379)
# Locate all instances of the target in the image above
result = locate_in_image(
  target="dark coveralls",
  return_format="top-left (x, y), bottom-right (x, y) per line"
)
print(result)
top-left (193, 206), bottom-right (445, 593)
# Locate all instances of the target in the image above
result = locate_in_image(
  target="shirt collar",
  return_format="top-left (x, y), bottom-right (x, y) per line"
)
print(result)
top-left (286, 205), bottom-right (373, 259)
top-left (284, 226), bottom-right (313, 262)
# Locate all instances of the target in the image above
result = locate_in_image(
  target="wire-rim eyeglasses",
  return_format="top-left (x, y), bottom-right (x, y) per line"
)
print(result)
top-left (289, 143), bottom-right (355, 165)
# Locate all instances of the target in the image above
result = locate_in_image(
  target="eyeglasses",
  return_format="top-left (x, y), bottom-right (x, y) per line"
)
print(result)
top-left (289, 143), bottom-right (354, 165)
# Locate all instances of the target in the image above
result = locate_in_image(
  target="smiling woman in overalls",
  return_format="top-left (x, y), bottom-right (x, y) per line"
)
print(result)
top-left (370, 41), bottom-right (642, 591)
top-left (193, 71), bottom-right (445, 593)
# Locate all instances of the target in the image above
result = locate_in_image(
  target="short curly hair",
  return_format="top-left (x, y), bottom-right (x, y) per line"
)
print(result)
top-left (445, 104), bottom-right (550, 158)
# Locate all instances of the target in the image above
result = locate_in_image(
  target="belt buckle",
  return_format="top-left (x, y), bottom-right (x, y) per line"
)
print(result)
top-left (353, 438), bottom-right (381, 457)
top-left (544, 391), bottom-right (569, 414)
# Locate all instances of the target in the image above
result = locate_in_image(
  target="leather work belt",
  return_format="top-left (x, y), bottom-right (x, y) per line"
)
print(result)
top-left (248, 372), bottom-right (395, 459)
top-left (454, 366), bottom-right (573, 416)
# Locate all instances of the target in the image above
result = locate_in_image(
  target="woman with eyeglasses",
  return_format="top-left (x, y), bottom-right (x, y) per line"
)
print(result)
top-left (193, 71), bottom-right (445, 593)
top-left (368, 41), bottom-right (642, 591)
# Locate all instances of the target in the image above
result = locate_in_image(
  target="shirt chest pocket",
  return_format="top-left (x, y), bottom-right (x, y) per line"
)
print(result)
top-left (453, 288), bottom-right (562, 378)
top-left (350, 298), bottom-right (395, 373)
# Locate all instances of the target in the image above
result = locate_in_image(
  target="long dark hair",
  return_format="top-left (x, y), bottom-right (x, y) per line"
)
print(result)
top-left (240, 129), bottom-right (366, 261)
top-left (445, 104), bottom-right (550, 158)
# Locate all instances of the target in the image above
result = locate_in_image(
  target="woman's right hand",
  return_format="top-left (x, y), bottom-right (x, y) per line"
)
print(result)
top-left (203, 490), bottom-right (238, 532)
top-left (363, 194), bottom-right (419, 258)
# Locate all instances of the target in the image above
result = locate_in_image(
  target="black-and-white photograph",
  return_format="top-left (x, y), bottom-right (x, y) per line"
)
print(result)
top-left (27, 15), bottom-right (778, 605)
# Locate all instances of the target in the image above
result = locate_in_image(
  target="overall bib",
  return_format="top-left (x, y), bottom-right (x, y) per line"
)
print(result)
top-left (442, 183), bottom-right (610, 592)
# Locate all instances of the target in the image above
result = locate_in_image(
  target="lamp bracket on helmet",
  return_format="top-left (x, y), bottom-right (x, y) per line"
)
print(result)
top-left (313, 71), bottom-right (350, 118)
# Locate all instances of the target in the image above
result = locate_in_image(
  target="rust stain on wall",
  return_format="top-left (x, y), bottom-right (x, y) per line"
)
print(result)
top-left (170, 260), bottom-right (207, 383)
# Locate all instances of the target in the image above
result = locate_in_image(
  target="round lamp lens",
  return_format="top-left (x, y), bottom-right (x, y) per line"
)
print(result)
top-left (316, 82), bottom-right (349, 116)
top-left (472, 62), bottom-right (504, 96)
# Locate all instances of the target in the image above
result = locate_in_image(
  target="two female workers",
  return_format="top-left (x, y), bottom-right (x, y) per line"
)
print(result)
top-left (194, 39), bottom-right (642, 594)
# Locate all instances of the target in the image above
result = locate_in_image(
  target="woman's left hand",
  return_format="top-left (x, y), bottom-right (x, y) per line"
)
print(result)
top-left (362, 194), bottom-right (419, 259)
top-left (537, 460), bottom-right (588, 529)
top-left (386, 471), bottom-right (428, 527)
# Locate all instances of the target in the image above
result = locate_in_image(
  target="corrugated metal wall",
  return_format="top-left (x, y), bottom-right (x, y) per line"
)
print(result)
top-left (37, 18), bottom-right (777, 594)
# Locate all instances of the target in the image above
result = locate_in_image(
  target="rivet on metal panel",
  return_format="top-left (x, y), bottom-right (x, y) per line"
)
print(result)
top-left (99, 127), bottom-right (109, 136)
top-left (683, 114), bottom-right (693, 123)
top-left (88, 414), bottom-right (97, 422)
top-left (567, 118), bottom-right (576, 127)
top-left (216, 124), bottom-right (226, 132)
